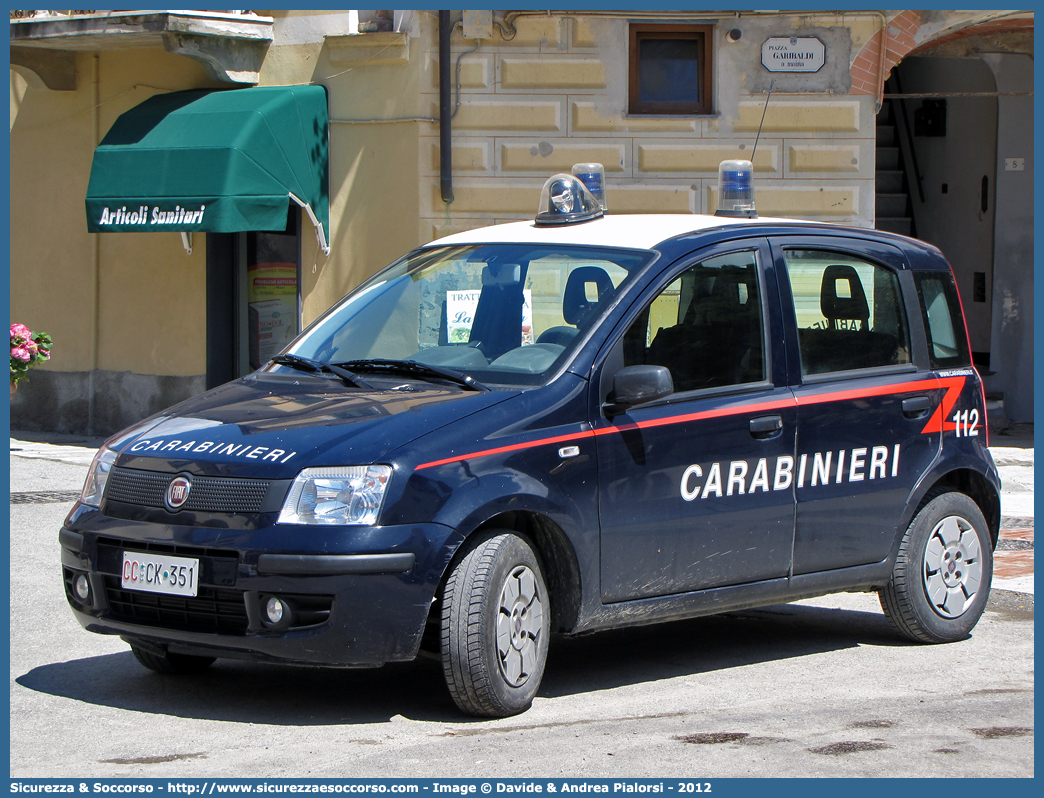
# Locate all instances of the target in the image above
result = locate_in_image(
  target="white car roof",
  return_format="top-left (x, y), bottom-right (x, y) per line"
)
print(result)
top-left (429, 214), bottom-right (816, 251)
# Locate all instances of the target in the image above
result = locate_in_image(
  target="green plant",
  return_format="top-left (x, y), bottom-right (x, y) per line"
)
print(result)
top-left (10, 322), bottom-right (52, 385)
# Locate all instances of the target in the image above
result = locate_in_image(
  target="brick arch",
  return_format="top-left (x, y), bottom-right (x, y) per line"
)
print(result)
top-left (850, 11), bottom-right (1034, 98)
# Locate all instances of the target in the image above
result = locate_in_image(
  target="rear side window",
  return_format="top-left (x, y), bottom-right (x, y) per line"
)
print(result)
top-left (783, 250), bottom-right (911, 376)
top-left (914, 272), bottom-right (972, 369)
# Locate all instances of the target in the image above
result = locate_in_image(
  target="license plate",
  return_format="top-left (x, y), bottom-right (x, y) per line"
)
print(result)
top-left (121, 552), bottom-right (199, 597)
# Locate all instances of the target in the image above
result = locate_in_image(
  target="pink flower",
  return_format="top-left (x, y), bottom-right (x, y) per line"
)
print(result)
top-left (10, 323), bottom-right (32, 341)
top-left (38, 348), bottom-right (50, 360)
top-left (11, 346), bottom-right (31, 362)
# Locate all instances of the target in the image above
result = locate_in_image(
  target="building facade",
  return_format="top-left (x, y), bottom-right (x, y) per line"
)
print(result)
top-left (9, 9), bottom-right (1034, 434)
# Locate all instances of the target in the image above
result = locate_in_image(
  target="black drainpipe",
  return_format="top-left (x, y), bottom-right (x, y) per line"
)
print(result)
top-left (439, 10), bottom-right (454, 204)
top-left (438, 10), bottom-right (455, 203)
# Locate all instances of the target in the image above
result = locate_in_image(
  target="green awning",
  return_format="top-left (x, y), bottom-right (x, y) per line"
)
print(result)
top-left (85, 85), bottom-right (330, 254)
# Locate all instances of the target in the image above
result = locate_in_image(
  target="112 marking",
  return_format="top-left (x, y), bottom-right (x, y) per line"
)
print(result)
top-left (952, 408), bottom-right (979, 437)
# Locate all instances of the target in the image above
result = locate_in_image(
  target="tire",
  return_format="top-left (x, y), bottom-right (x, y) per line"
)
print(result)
top-left (130, 645), bottom-right (216, 674)
top-left (440, 530), bottom-right (550, 717)
top-left (879, 489), bottom-right (993, 643)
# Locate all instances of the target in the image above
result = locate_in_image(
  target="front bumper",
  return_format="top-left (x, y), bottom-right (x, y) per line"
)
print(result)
top-left (60, 507), bottom-right (461, 667)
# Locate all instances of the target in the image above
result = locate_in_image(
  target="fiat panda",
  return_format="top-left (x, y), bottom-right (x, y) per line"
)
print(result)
top-left (61, 164), bottom-right (1000, 717)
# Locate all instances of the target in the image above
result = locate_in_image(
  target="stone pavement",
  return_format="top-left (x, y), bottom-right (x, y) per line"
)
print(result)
top-left (987, 402), bottom-right (1034, 594)
top-left (10, 406), bottom-right (1034, 593)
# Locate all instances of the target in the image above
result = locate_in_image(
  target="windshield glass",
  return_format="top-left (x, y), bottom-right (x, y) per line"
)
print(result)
top-left (283, 244), bottom-right (654, 386)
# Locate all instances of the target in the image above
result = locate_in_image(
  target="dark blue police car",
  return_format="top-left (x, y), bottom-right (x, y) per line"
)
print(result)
top-left (61, 164), bottom-right (1001, 717)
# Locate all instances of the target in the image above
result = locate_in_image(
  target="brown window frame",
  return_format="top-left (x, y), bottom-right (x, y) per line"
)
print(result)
top-left (628, 24), bottom-right (714, 116)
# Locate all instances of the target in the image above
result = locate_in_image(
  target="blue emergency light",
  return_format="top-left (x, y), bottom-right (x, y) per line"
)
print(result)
top-left (714, 159), bottom-right (758, 218)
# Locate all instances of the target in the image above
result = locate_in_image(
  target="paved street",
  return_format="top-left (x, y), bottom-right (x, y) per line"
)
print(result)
top-left (9, 420), bottom-right (1033, 778)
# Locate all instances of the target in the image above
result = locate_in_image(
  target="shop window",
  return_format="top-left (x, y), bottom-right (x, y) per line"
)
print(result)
top-left (629, 24), bottom-right (713, 115)
top-left (783, 250), bottom-right (911, 376)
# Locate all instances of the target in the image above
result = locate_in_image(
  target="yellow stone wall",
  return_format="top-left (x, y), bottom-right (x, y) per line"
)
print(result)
top-left (413, 14), bottom-right (878, 246)
top-left (9, 49), bottom-right (220, 377)
top-left (261, 22), bottom-right (424, 326)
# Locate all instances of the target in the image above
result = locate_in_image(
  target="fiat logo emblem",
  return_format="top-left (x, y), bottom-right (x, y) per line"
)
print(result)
top-left (165, 475), bottom-right (193, 511)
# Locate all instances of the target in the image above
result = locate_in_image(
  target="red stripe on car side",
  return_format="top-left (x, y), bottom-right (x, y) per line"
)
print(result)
top-left (414, 376), bottom-right (957, 471)
top-left (795, 378), bottom-right (934, 407)
top-left (415, 429), bottom-right (597, 470)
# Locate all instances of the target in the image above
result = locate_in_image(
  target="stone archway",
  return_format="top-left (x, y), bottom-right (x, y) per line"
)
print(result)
top-left (850, 10), bottom-right (1034, 104)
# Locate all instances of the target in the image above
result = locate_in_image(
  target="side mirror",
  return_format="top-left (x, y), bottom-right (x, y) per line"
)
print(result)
top-left (604, 365), bottom-right (674, 417)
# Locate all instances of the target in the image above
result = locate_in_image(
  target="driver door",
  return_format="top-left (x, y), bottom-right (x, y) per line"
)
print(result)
top-left (594, 242), bottom-right (797, 602)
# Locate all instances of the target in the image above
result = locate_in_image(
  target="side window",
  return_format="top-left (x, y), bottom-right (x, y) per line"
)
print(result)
top-left (914, 272), bottom-right (972, 368)
top-left (783, 250), bottom-right (911, 376)
top-left (622, 251), bottom-right (765, 392)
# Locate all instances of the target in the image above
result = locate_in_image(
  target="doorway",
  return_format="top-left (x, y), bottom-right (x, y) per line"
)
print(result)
top-left (877, 56), bottom-right (998, 369)
top-left (206, 208), bottom-right (302, 388)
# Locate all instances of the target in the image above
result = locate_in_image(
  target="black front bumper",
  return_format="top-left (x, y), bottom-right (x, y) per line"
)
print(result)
top-left (60, 509), bottom-right (462, 667)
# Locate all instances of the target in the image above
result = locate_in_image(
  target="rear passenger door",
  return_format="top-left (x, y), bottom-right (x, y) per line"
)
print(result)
top-left (771, 236), bottom-right (942, 574)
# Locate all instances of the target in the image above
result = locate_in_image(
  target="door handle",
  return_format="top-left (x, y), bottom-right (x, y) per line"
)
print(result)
top-left (902, 395), bottom-right (931, 418)
top-left (749, 415), bottom-right (783, 438)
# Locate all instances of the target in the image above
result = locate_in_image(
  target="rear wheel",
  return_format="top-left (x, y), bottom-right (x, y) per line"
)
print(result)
top-left (440, 531), bottom-right (550, 717)
top-left (879, 490), bottom-right (993, 643)
top-left (130, 645), bottom-right (216, 674)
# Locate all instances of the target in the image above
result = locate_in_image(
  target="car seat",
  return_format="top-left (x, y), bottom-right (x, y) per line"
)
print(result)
top-left (537, 266), bottom-right (615, 346)
top-left (799, 264), bottom-right (898, 373)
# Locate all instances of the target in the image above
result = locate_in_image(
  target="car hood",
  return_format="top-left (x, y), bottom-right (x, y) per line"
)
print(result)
top-left (111, 372), bottom-right (518, 478)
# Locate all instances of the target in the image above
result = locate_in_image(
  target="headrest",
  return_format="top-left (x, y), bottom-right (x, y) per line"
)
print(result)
top-left (684, 270), bottom-right (751, 325)
top-left (563, 267), bottom-right (614, 326)
top-left (821, 264), bottom-right (869, 325)
top-left (481, 262), bottom-right (521, 286)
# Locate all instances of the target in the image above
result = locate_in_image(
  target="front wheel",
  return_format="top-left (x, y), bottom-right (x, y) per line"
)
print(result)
top-left (879, 490), bottom-right (993, 643)
top-left (440, 531), bottom-right (550, 717)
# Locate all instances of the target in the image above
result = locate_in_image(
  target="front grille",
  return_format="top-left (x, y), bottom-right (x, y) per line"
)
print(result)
top-left (96, 537), bottom-right (240, 563)
top-left (106, 467), bottom-right (270, 513)
top-left (103, 576), bottom-right (250, 635)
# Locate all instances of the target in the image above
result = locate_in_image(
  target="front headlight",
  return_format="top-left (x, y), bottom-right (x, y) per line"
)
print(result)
top-left (278, 465), bottom-right (392, 526)
top-left (80, 446), bottom-right (118, 508)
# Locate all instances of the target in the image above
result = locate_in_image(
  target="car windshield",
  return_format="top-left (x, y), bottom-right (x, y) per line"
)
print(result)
top-left (282, 243), bottom-right (654, 387)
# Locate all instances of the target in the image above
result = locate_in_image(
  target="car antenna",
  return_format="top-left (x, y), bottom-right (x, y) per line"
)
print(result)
top-left (750, 80), bottom-right (774, 163)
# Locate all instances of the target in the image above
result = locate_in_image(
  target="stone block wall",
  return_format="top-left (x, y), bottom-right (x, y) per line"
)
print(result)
top-left (413, 14), bottom-right (878, 243)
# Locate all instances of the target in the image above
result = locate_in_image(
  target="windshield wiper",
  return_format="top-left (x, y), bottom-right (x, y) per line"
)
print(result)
top-left (334, 359), bottom-right (490, 392)
top-left (270, 354), bottom-right (374, 389)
